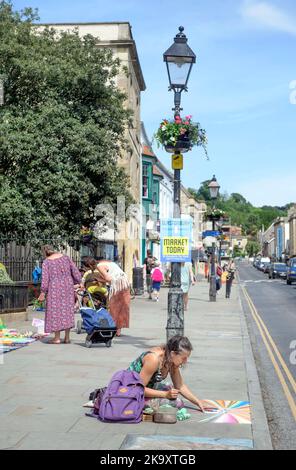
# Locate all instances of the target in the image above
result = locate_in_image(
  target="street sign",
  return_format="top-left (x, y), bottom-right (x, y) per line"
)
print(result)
top-left (202, 230), bottom-right (221, 238)
top-left (171, 153), bottom-right (183, 170)
top-left (160, 219), bottom-right (192, 262)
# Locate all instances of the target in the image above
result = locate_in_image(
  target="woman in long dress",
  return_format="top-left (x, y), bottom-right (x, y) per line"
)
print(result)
top-left (96, 260), bottom-right (130, 337)
top-left (38, 245), bottom-right (81, 344)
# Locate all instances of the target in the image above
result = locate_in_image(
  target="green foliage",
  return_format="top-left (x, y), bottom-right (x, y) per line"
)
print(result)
top-left (245, 240), bottom-right (261, 257)
top-left (189, 181), bottom-right (288, 237)
top-left (0, 1), bottom-right (134, 238)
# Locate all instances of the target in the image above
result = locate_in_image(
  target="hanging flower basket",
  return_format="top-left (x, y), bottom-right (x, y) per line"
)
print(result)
top-left (80, 227), bottom-right (93, 244)
top-left (204, 209), bottom-right (226, 222)
top-left (154, 115), bottom-right (208, 158)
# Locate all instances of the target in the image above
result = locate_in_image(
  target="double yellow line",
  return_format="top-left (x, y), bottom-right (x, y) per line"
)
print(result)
top-left (241, 284), bottom-right (296, 421)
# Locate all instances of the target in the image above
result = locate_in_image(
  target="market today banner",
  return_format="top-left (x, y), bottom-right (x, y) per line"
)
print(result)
top-left (160, 218), bottom-right (192, 263)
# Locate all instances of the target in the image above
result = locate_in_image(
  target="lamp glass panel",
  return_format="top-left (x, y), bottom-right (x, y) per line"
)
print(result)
top-left (167, 61), bottom-right (191, 87)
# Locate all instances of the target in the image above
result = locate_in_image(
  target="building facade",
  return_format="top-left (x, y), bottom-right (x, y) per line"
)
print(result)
top-left (274, 217), bottom-right (290, 261)
top-left (38, 22), bottom-right (146, 281)
top-left (141, 123), bottom-right (162, 262)
top-left (260, 223), bottom-right (275, 259)
top-left (288, 205), bottom-right (296, 258)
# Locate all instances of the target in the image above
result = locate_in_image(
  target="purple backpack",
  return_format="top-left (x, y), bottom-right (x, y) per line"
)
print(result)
top-left (98, 370), bottom-right (145, 423)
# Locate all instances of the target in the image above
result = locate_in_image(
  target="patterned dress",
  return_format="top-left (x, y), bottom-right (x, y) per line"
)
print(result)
top-left (41, 255), bottom-right (81, 333)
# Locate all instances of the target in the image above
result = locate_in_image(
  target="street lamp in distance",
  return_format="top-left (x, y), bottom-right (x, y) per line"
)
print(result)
top-left (208, 175), bottom-right (220, 302)
top-left (208, 175), bottom-right (220, 200)
top-left (163, 27), bottom-right (196, 341)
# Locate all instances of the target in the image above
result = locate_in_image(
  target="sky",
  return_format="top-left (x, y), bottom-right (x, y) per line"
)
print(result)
top-left (12, 0), bottom-right (296, 207)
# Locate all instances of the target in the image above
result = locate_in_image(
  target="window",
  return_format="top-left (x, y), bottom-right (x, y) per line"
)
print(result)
top-left (143, 164), bottom-right (149, 198)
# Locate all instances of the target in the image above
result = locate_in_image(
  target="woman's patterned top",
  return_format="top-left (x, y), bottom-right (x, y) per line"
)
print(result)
top-left (128, 351), bottom-right (165, 389)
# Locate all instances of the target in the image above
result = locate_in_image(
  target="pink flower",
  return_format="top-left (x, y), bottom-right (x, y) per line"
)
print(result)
top-left (184, 121), bottom-right (189, 125)
top-left (186, 115), bottom-right (192, 120)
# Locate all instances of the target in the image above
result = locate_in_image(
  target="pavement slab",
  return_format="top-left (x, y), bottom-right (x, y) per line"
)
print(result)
top-left (0, 280), bottom-right (272, 449)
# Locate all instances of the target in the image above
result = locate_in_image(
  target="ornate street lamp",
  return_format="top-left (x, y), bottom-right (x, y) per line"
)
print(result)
top-left (164, 27), bottom-right (196, 340)
top-left (208, 175), bottom-right (220, 302)
top-left (163, 26), bottom-right (196, 118)
top-left (208, 175), bottom-right (220, 200)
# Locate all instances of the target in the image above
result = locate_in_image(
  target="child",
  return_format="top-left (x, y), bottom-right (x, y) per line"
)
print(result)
top-left (151, 262), bottom-right (164, 302)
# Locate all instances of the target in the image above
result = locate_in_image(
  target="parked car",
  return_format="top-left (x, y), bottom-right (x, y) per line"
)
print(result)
top-left (268, 263), bottom-right (287, 279)
top-left (259, 261), bottom-right (269, 272)
top-left (287, 258), bottom-right (296, 285)
top-left (263, 262), bottom-right (271, 274)
top-left (253, 259), bottom-right (260, 269)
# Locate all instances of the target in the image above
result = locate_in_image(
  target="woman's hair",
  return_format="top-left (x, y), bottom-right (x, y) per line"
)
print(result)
top-left (42, 245), bottom-right (57, 258)
top-left (163, 335), bottom-right (193, 369)
top-left (81, 256), bottom-right (97, 271)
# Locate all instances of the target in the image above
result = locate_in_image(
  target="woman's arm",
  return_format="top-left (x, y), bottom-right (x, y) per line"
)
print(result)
top-left (38, 260), bottom-right (49, 301)
top-left (139, 354), bottom-right (179, 400)
top-left (170, 366), bottom-right (204, 412)
top-left (96, 264), bottom-right (112, 283)
top-left (69, 257), bottom-right (82, 285)
top-left (40, 260), bottom-right (49, 294)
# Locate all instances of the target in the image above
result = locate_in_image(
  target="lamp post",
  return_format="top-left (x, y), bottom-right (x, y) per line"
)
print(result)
top-left (163, 27), bottom-right (196, 340)
top-left (208, 175), bottom-right (220, 302)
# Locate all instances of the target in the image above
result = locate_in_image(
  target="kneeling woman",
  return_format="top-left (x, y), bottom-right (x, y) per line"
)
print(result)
top-left (128, 335), bottom-right (204, 412)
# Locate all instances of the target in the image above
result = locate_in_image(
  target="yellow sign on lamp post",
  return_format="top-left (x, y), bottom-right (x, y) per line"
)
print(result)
top-left (172, 153), bottom-right (183, 170)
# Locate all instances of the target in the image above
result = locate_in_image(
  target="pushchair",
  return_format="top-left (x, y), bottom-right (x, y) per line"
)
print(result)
top-left (76, 290), bottom-right (117, 348)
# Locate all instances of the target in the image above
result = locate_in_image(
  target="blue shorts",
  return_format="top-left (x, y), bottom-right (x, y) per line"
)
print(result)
top-left (152, 281), bottom-right (161, 291)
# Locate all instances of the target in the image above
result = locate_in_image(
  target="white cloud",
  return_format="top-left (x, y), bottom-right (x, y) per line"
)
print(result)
top-left (241, 0), bottom-right (296, 35)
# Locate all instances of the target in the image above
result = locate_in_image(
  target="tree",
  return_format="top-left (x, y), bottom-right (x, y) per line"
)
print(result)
top-left (245, 240), bottom-right (260, 257)
top-left (188, 180), bottom-right (212, 203)
top-left (0, 1), bottom-right (134, 238)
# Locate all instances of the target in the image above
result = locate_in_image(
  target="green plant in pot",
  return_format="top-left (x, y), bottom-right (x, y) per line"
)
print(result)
top-left (154, 115), bottom-right (208, 157)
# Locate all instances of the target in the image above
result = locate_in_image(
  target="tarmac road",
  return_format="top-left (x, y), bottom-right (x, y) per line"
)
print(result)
top-left (237, 260), bottom-right (296, 450)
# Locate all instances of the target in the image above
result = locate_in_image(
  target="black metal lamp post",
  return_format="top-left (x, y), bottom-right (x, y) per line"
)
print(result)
top-left (208, 175), bottom-right (220, 302)
top-left (163, 27), bottom-right (196, 340)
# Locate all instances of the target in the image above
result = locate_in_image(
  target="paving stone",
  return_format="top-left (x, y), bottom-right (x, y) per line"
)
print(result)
top-left (0, 432), bottom-right (28, 450)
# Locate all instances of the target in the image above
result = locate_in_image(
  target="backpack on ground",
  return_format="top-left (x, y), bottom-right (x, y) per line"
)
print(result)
top-left (98, 370), bottom-right (145, 423)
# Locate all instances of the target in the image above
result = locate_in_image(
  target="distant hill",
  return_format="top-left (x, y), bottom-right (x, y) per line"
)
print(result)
top-left (188, 183), bottom-right (291, 238)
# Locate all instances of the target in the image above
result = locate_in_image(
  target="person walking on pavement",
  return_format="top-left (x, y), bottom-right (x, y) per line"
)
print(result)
top-left (181, 261), bottom-right (195, 311)
top-left (216, 263), bottom-right (223, 293)
top-left (143, 250), bottom-right (157, 300)
top-left (128, 335), bottom-right (205, 412)
top-left (38, 245), bottom-right (82, 344)
top-left (151, 262), bottom-right (164, 302)
top-left (225, 260), bottom-right (235, 299)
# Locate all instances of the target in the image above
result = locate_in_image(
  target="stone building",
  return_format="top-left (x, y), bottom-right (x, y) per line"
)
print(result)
top-left (38, 22), bottom-right (146, 281)
top-left (181, 188), bottom-right (207, 263)
top-left (259, 223), bottom-right (275, 259)
top-left (141, 123), bottom-right (162, 262)
top-left (274, 217), bottom-right (290, 261)
top-left (288, 205), bottom-right (296, 258)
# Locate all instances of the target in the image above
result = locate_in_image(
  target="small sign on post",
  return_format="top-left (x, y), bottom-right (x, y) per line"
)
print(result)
top-left (171, 153), bottom-right (183, 170)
